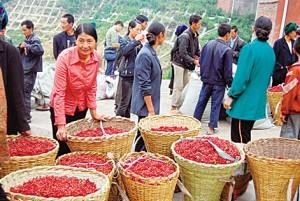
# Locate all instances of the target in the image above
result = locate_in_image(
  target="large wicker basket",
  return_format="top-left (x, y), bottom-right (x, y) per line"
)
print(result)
top-left (244, 138), bottom-right (300, 201)
top-left (0, 135), bottom-right (59, 178)
top-left (171, 137), bottom-right (245, 201)
top-left (138, 115), bottom-right (201, 157)
top-left (56, 151), bottom-right (117, 201)
top-left (267, 91), bottom-right (283, 126)
top-left (0, 166), bottom-right (110, 201)
top-left (119, 152), bottom-right (180, 201)
top-left (66, 117), bottom-right (137, 160)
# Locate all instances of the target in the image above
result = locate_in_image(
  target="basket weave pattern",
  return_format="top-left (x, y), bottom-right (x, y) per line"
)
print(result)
top-left (267, 91), bottom-right (283, 126)
top-left (0, 166), bottom-right (110, 201)
top-left (66, 117), bottom-right (137, 160)
top-left (119, 152), bottom-right (179, 201)
top-left (171, 137), bottom-right (245, 201)
top-left (0, 135), bottom-right (59, 178)
top-left (138, 115), bottom-right (201, 157)
top-left (56, 151), bottom-right (116, 201)
top-left (244, 138), bottom-right (300, 201)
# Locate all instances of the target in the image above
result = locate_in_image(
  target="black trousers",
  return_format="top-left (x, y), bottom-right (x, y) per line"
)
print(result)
top-left (231, 118), bottom-right (255, 144)
top-left (50, 107), bottom-right (88, 157)
top-left (134, 116), bottom-right (147, 152)
top-left (116, 77), bottom-right (133, 118)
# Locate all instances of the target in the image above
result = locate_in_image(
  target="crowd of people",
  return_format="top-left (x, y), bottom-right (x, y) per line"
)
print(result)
top-left (1, 1), bottom-right (300, 167)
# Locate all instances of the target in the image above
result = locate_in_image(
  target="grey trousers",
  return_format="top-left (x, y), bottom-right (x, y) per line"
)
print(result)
top-left (24, 71), bottom-right (37, 121)
top-left (280, 114), bottom-right (300, 140)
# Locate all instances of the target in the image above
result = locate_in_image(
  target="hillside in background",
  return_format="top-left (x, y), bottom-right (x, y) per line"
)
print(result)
top-left (3, 0), bottom-right (255, 73)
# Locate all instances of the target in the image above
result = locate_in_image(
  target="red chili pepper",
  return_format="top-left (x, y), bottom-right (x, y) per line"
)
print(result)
top-left (59, 153), bottom-right (113, 175)
top-left (10, 176), bottom-right (97, 198)
top-left (174, 137), bottom-right (241, 164)
top-left (123, 156), bottom-right (176, 182)
top-left (75, 127), bottom-right (126, 137)
top-left (150, 126), bottom-right (189, 132)
top-left (8, 136), bottom-right (55, 157)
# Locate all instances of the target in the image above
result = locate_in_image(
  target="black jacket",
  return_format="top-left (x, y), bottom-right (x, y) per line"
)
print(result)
top-left (0, 40), bottom-right (30, 134)
top-left (171, 28), bottom-right (200, 70)
top-left (231, 36), bottom-right (246, 64)
top-left (272, 37), bottom-right (298, 86)
top-left (53, 31), bottom-right (76, 60)
top-left (118, 35), bottom-right (142, 79)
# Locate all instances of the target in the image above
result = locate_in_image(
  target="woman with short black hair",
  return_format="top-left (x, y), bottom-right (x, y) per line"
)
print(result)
top-left (131, 22), bottom-right (166, 151)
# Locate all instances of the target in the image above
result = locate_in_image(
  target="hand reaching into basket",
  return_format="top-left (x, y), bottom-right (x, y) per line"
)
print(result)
top-left (57, 125), bottom-right (67, 142)
top-left (20, 129), bottom-right (32, 137)
top-left (90, 109), bottom-right (110, 121)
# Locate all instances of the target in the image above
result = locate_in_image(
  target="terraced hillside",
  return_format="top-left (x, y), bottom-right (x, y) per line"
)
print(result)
top-left (3, 0), bottom-right (255, 71)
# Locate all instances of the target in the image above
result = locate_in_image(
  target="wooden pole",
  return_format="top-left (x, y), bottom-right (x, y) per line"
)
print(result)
top-left (0, 67), bottom-right (9, 162)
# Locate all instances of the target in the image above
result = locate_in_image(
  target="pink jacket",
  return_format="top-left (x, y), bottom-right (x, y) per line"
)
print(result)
top-left (50, 46), bottom-right (99, 125)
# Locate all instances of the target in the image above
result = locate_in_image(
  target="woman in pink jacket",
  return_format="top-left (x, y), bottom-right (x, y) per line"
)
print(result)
top-left (50, 23), bottom-right (107, 156)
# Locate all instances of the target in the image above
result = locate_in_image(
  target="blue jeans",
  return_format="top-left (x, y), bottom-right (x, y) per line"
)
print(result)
top-left (105, 60), bottom-right (115, 76)
top-left (194, 83), bottom-right (225, 128)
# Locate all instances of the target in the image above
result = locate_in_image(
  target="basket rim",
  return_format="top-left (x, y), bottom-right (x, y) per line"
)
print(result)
top-left (244, 137), bottom-right (300, 163)
top-left (66, 117), bottom-right (137, 141)
top-left (171, 136), bottom-right (245, 169)
top-left (138, 115), bottom-right (201, 136)
top-left (56, 151), bottom-right (116, 176)
top-left (6, 135), bottom-right (59, 160)
top-left (0, 165), bottom-right (110, 201)
top-left (118, 152), bottom-right (179, 184)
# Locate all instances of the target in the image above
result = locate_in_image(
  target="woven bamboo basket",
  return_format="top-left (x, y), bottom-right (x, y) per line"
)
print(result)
top-left (244, 138), bottom-right (300, 201)
top-left (138, 115), bottom-right (201, 157)
top-left (171, 137), bottom-right (245, 201)
top-left (0, 135), bottom-right (59, 178)
top-left (66, 117), bottom-right (137, 160)
top-left (267, 91), bottom-right (283, 126)
top-left (56, 151), bottom-right (116, 201)
top-left (119, 152), bottom-right (180, 201)
top-left (0, 166), bottom-right (110, 201)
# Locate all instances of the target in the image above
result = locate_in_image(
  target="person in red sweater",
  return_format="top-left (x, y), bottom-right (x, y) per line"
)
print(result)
top-left (280, 37), bottom-right (300, 140)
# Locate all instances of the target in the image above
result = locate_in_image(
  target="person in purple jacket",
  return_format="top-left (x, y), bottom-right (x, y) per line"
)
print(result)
top-left (194, 23), bottom-right (233, 134)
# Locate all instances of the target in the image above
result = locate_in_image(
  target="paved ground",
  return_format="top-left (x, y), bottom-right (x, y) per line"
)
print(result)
top-left (29, 80), bottom-right (281, 201)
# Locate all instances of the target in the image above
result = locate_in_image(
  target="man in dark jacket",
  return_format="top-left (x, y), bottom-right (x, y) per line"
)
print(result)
top-left (171, 14), bottom-right (201, 112)
top-left (19, 20), bottom-right (44, 123)
top-left (230, 25), bottom-right (245, 64)
top-left (53, 14), bottom-right (75, 60)
top-left (272, 22), bottom-right (298, 86)
top-left (194, 24), bottom-right (233, 134)
top-left (0, 4), bottom-right (31, 136)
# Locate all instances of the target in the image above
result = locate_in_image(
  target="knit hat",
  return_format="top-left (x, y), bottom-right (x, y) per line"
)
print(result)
top-left (284, 22), bottom-right (298, 35)
top-left (0, 2), bottom-right (8, 31)
top-left (175, 25), bottom-right (188, 37)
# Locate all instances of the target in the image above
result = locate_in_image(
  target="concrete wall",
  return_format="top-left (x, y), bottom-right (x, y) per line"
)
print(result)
top-left (217, 0), bottom-right (258, 15)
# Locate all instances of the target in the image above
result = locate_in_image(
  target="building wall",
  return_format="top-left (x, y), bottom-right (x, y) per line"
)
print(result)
top-left (217, 0), bottom-right (233, 13)
top-left (234, 0), bottom-right (258, 15)
top-left (256, 0), bottom-right (300, 44)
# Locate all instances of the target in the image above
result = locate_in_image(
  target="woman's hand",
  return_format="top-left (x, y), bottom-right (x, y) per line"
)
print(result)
top-left (56, 125), bottom-right (67, 142)
top-left (280, 114), bottom-right (287, 123)
top-left (90, 109), bottom-right (110, 121)
top-left (223, 96), bottom-right (233, 110)
top-left (20, 130), bottom-right (32, 136)
top-left (148, 111), bottom-right (156, 116)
